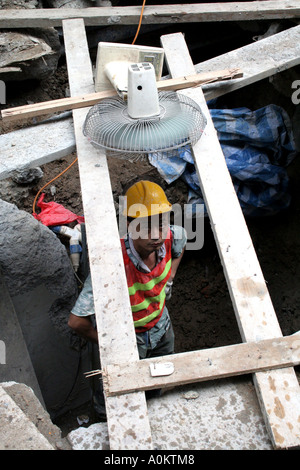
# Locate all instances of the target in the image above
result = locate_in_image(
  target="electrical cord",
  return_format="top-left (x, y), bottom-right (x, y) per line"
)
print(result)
top-left (132, 0), bottom-right (147, 45)
top-left (32, 156), bottom-right (78, 215)
top-left (51, 346), bottom-right (83, 421)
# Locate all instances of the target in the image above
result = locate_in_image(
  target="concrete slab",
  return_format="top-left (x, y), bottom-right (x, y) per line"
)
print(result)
top-left (0, 270), bottom-right (45, 405)
top-left (0, 199), bottom-right (91, 417)
top-left (0, 383), bottom-right (54, 450)
top-left (148, 379), bottom-right (272, 450)
top-left (67, 377), bottom-right (273, 450)
top-left (0, 112), bottom-right (75, 180)
top-left (198, 24), bottom-right (300, 100)
top-left (68, 422), bottom-right (110, 451)
top-left (11, 284), bottom-right (92, 416)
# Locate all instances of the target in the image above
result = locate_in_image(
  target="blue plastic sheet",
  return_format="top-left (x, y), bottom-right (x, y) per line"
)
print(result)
top-left (149, 104), bottom-right (296, 216)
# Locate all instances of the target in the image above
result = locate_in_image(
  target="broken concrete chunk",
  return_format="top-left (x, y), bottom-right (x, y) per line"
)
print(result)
top-left (11, 167), bottom-right (43, 185)
top-left (0, 28), bottom-right (61, 81)
top-left (182, 390), bottom-right (199, 400)
top-left (0, 199), bottom-right (78, 339)
top-left (47, 0), bottom-right (96, 7)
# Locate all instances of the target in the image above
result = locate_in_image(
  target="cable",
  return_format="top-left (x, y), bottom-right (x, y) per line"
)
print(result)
top-left (132, 0), bottom-right (146, 45)
top-left (32, 156), bottom-right (78, 215)
top-left (51, 346), bottom-right (83, 421)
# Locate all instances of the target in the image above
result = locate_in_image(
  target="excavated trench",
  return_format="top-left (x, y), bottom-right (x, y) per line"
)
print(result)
top-left (1, 17), bottom-right (300, 437)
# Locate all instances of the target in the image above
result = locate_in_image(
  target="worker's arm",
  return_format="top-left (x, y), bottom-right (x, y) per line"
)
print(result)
top-left (169, 224), bottom-right (187, 283)
top-left (165, 248), bottom-right (185, 300)
top-left (165, 226), bottom-right (187, 300)
top-left (68, 313), bottom-right (98, 344)
top-left (170, 247), bottom-right (185, 283)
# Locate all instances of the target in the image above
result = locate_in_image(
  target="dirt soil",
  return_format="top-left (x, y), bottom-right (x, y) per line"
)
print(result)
top-left (2, 59), bottom-right (300, 435)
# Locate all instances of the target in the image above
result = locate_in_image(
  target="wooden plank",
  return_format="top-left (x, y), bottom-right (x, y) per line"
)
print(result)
top-left (0, 114), bottom-right (76, 181)
top-left (104, 333), bottom-right (300, 396)
top-left (0, 68), bottom-right (242, 123)
top-left (198, 24), bottom-right (300, 100)
top-left (161, 32), bottom-right (300, 450)
top-left (62, 18), bottom-right (153, 451)
top-left (0, 2), bottom-right (299, 28)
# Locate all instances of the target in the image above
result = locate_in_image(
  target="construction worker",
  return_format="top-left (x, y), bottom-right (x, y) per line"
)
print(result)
top-left (68, 180), bottom-right (187, 417)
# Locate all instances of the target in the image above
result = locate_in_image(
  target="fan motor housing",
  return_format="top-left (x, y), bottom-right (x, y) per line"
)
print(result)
top-left (127, 63), bottom-right (160, 119)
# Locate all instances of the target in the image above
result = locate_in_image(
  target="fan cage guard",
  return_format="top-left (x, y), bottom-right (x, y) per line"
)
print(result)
top-left (83, 91), bottom-right (207, 160)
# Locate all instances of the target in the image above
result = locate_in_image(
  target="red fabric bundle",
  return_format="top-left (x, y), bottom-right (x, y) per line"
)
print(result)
top-left (33, 193), bottom-right (84, 226)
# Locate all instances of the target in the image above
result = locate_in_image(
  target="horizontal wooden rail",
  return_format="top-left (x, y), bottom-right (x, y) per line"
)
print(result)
top-left (0, 68), bottom-right (242, 123)
top-left (0, 2), bottom-right (299, 28)
top-left (102, 332), bottom-right (300, 396)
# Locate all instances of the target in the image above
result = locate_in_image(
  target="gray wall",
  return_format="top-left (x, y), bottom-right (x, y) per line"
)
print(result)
top-left (0, 199), bottom-right (92, 417)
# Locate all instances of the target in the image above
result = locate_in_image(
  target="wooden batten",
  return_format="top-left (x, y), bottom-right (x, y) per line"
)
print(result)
top-left (103, 333), bottom-right (300, 396)
top-left (0, 69), bottom-right (242, 123)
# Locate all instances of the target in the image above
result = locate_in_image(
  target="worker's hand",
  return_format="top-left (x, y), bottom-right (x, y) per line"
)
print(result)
top-left (165, 281), bottom-right (173, 301)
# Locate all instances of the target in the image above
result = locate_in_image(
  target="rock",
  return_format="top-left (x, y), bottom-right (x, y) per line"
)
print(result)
top-left (0, 381), bottom-right (72, 450)
top-left (0, 198), bottom-right (78, 339)
top-left (0, 179), bottom-right (31, 207)
top-left (182, 390), bottom-right (199, 400)
top-left (0, 0), bottom-right (43, 10)
top-left (11, 167), bottom-right (43, 185)
top-left (47, 0), bottom-right (97, 7)
top-left (0, 200), bottom-right (93, 414)
top-left (0, 0), bottom-right (42, 8)
top-left (67, 422), bottom-right (110, 450)
top-left (0, 28), bottom-right (61, 81)
top-left (0, 383), bottom-right (55, 450)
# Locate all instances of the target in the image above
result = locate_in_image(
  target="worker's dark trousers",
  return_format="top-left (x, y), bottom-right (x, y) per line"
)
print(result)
top-left (93, 323), bottom-right (175, 419)
top-left (136, 322), bottom-right (175, 359)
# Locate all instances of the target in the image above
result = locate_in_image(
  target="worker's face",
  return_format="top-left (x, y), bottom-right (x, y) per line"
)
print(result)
top-left (128, 213), bottom-right (170, 255)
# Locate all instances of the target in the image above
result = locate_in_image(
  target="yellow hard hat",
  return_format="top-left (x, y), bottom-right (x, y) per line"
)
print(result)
top-left (124, 180), bottom-right (172, 218)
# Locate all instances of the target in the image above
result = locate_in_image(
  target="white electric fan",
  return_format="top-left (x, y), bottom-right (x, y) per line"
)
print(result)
top-left (83, 43), bottom-right (206, 160)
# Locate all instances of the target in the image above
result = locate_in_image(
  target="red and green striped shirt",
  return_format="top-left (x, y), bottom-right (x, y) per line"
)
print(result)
top-left (121, 230), bottom-right (173, 333)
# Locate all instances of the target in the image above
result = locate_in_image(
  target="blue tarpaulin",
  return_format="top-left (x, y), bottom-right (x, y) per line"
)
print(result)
top-left (149, 104), bottom-right (296, 216)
